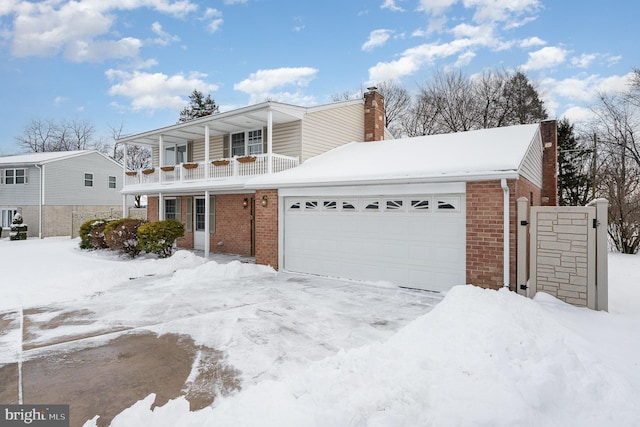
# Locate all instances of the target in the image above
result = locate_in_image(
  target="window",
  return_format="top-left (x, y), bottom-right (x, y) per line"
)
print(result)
top-left (323, 201), bottom-right (337, 210)
top-left (437, 198), bottom-right (459, 211)
top-left (231, 129), bottom-right (263, 157)
top-left (289, 201), bottom-right (301, 210)
top-left (364, 200), bottom-right (380, 211)
top-left (342, 201), bottom-right (357, 211)
top-left (2, 169), bottom-right (27, 185)
top-left (164, 143), bottom-right (188, 166)
top-left (386, 200), bottom-right (403, 211)
top-left (305, 201), bottom-right (318, 210)
top-left (84, 173), bottom-right (93, 187)
top-left (164, 198), bottom-right (181, 221)
top-left (108, 176), bottom-right (117, 189)
top-left (411, 200), bottom-right (430, 211)
top-left (1, 209), bottom-right (18, 228)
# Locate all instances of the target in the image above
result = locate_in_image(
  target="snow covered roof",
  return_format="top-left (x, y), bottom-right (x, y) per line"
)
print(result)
top-left (0, 150), bottom-right (91, 165)
top-left (248, 123), bottom-right (541, 188)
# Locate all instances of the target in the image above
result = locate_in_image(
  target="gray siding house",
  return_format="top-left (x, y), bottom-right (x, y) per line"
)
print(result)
top-left (0, 151), bottom-right (123, 237)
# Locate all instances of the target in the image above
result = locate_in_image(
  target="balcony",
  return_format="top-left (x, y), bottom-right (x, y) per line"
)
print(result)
top-left (124, 153), bottom-right (299, 187)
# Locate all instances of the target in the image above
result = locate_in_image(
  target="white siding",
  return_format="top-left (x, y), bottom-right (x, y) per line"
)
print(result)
top-left (301, 103), bottom-right (363, 161)
top-left (43, 152), bottom-right (123, 205)
top-left (272, 122), bottom-right (302, 159)
top-left (0, 166), bottom-right (40, 205)
top-left (519, 127), bottom-right (544, 187)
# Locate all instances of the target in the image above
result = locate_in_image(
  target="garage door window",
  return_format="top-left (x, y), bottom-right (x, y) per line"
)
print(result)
top-left (342, 201), bottom-right (357, 211)
top-left (364, 200), bottom-right (380, 211)
top-left (411, 199), bottom-right (430, 211)
top-left (385, 200), bottom-right (404, 211)
top-left (305, 201), bottom-right (318, 210)
top-left (437, 197), bottom-right (460, 211)
top-left (323, 201), bottom-right (337, 210)
top-left (289, 201), bottom-right (301, 210)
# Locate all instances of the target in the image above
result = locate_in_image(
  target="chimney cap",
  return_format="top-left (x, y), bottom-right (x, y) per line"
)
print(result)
top-left (367, 86), bottom-right (378, 92)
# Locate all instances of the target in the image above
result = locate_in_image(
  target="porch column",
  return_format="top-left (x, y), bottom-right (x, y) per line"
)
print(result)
top-left (122, 194), bottom-right (127, 218)
top-left (158, 134), bottom-right (164, 184)
top-left (122, 143), bottom-right (128, 218)
top-left (204, 125), bottom-right (210, 179)
top-left (204, 190), bottom-right (210, 258)
top-left (267, 109), bottom-right (273, 174)
top-left (158, 193), bottom-right (164, 220)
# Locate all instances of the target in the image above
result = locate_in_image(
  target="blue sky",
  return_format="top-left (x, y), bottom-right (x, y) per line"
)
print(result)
top-left (0, 0), bottom-right (637, 155)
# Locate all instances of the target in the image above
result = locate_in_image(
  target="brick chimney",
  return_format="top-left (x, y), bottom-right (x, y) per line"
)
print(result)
top-left (364, 87), bottom-right (385, 142)
top-left (540, 119), bottom-right (558, 206)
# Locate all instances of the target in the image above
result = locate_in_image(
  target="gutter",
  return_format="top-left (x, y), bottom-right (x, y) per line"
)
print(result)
top-left (501, 178), bottom-right (510, 289)
top-left (34, 163), bottom-right (43, 239)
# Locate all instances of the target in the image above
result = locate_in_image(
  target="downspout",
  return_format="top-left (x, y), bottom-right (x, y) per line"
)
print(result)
top-left (501, 178), bottom-right (510, 289)
top-left (34, 164), bottom-right (43, 239)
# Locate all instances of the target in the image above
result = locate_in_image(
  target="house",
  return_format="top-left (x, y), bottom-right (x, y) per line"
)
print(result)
top-left (247, 120), bottom-right (558, 293)
top-left (120, 87), bottom-right (557, 293)
top-left (118, 89), bottom-right (389, 258)
top-left (0, 150), bottom-right (124, 238)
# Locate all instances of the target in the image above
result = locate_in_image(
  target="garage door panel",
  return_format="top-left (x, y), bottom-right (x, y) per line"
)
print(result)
top-left (284, 193), bottom-right (466, 292)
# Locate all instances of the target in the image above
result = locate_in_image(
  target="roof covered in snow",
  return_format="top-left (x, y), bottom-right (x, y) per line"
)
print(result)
top-left (0, 150), bottom-right (108, 166)
top-left (248, 123), bottom-right (541, 188)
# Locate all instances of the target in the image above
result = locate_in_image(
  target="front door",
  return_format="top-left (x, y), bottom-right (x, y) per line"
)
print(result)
top-left (194, 197), bottom-right (206, 250)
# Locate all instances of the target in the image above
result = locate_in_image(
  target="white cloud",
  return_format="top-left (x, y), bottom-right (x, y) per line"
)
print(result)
top-left (520, 36), bottom-right (545, 48)
top-left (521, 46), bottom-right (568, 71)
top-left (234, 67), bottom-right (318, 93)
top-left (53, 96), bottom-right (69, 107)
top-left (417, 0), bottom-right (457, 16)
top-left (454, 51), bottom-right (476, 67)
top-left (561, 106), bottom-right (596, 124)
top-left (381, 0), bottom-right (404, 12)
top-left (150, 22), bottom-right (180, 46)
top-left (362, 29), bottom-right (393, 51)
top-left (105, 69), bottom-right (218, 111)
top-left (464, 0), bottom-right (541, 24)
top-left (7, 0), bottom-right (199, 61)
top-left (204, 8), bottom-right (224, 33)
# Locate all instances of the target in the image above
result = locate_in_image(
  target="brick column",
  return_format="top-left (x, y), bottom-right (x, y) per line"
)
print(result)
top-left (364, 87), bottom-right (385, 142)
top-left (541, 120), bottom-right (558, 206)
top-left (255, 189), bottom-right (279, 269)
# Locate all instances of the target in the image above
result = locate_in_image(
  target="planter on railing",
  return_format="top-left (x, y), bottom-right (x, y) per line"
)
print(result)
top-left (182, 163), bottom-right (199, 170)
top-left (142, 168), bottom-right (155, 175)
top-left (125, 171), bottom-right (138, 177)
top-left (161, 166), bottom-right (175, 172)
top-left (212, 159), bottom-right (230, 166)
top-left (236, 156), bottom-right (256, 164)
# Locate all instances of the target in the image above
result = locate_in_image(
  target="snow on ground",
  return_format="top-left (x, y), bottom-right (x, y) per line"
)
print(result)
top-left (1, 237), bottom-right (639, 426)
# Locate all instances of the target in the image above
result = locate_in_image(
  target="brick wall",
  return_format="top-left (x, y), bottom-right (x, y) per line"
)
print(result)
top-left (210, 194), bottom-right (253, 256)
top-left (363, 88), bottom-right (385, 142)
top-left (147, 196), bottom-right (159, 222)
top-left (255, 189), bottom-right (279, 269)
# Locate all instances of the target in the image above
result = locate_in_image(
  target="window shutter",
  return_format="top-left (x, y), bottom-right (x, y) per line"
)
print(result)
top-left (263, 127), bottom-right (268, 153)
top-left (24, 168), bottom-right (29, 184)
top-left (0, 170), bottom-right (4, 184)
top-left (175, 197), bottom-right (182, 222)
top-left (186, 197), bottom-right (193, 232)
top-left (223, 135), bottom-right (230, 158)
top-left (209, 195), bottom-right (216, 234)
top-left (187, 141), bottom-right (193, 162)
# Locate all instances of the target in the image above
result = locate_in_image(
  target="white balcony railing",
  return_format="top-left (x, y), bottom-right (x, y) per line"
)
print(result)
top-left (125, 153), bottom-right (299, 187)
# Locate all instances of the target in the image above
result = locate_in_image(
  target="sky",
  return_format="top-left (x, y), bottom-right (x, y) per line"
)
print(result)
top-left (0, 0), bottom-right (637, 155)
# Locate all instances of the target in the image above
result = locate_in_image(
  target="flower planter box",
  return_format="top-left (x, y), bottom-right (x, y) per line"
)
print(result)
top-left (212, 160), bottom-right (230, 166)
top-left (161, 166), bottom-right (175, 172)
top-left (142, 168), bottom-right (155, 175)
top-left (125, 171), bottom-right (138, 177)
top-left (236, 156), bottom-right (257, 164)
top-left (182, 163), bottom-right (199, 170)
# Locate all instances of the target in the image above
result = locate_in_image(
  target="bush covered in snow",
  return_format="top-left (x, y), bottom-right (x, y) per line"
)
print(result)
top-left (79, 218), bottom-right (111, 250)
top-left (104, 218), bottom-right (147, 258)
top-left (138, 219), bottom-right (185, 258)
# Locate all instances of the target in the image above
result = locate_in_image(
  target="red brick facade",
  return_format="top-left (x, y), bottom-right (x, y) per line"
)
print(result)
top-left (364, 87), bottom-right (385, 142)
top-left (541, 120), bottom-right (558, 206)
top-left (254, 189), bottom-right (279, 269)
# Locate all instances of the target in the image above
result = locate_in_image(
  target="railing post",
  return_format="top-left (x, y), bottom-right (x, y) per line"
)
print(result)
top-left (589, 198), bottom-right (609, 311)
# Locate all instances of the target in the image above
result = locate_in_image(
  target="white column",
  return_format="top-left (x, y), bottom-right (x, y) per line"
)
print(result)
top-left (158, 135), bottom-right (164, 184)
top-left (205, 125), bottom-right (210, 179)
top-left (267, 109), bottom-right (273, 174)
top-left (204, 190), bottom-right (210, 258)
top-left (158, 193), bottom-right (164, 221)
top-left (122, 194), bottom-right (127, 218)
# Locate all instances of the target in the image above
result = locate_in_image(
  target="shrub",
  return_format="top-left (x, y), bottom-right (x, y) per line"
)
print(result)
top-left (79, 218), bottom-right (110, 250)
top-left (138, 219), bottom-right (185, 258)
top-left (104, 218), bottom-right (147, 258)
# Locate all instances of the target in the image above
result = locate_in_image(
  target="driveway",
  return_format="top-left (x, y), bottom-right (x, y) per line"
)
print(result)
top-left (0, 243), bottom-right (441, 427)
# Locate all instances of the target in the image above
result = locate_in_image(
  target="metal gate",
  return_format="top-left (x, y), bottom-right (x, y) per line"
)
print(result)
top-left (516, 198), bottom-right (608, 311)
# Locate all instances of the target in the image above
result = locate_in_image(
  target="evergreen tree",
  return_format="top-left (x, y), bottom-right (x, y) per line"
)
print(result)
top-left (502, 71), bottom-right (547, 125)
top-left (557, 118), bottom-right (592, 206)
top-left (178, 89), bottom-right (219, 123)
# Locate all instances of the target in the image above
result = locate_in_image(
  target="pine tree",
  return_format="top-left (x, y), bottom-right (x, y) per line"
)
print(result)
top-left (178, 90), bottom-right (219, 123)
top-left (557, 118), bottom-right (592, 206)
top-left (502, 71), bottom-right (547, 125)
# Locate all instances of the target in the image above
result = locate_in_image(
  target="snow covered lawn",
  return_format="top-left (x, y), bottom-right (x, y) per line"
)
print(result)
top-left (1, 237), bottom-right (639, 426)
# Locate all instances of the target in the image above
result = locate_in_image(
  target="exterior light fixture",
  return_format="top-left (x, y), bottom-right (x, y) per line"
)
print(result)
top-left (261, 195), bottom-right (268, 207)
top-left (243, 198), bottom-right (248, 208)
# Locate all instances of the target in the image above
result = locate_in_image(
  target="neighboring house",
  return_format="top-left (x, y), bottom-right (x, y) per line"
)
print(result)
top-left (119, 87), bottom-right (558, 293)
top-left (119, 88), bottom-right (388, 258)
top-left (0, 151), bottom-right (124, 238)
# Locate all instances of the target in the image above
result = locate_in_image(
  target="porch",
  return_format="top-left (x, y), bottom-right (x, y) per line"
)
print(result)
top-left (124, 153), bottom-right (299, 187)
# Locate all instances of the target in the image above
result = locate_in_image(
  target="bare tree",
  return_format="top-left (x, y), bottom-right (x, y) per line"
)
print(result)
top-left (473, 69), bottom-right (510, 129)
top-left (15, 118), bottom-right (97, 152)
top-left (108, 123), bottom-right (151, 208)
top-left (401, 91), bottom-right (441, 137)
top-left (15, 118), bottom-right (59, 152)
top-left (376, 81), bottom-right (410, 137)
top-left (423, 69), bottom-right (479, 133)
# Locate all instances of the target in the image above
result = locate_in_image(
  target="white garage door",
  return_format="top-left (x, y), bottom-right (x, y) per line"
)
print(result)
top-left (283, 194), bottom-right (466, 292)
